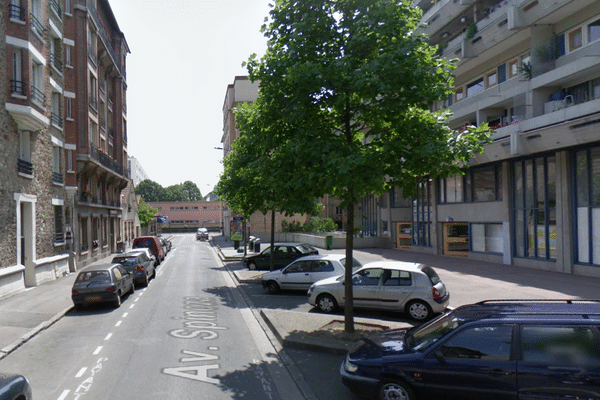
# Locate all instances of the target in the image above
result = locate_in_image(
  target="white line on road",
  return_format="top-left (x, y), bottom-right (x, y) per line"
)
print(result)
top-left (75, 367), bottom-right (87, 378)
top-left (57, 389), bottom-right (70, 400)
top-left (122, 312), bottom-right (128, 318)
top-left (129, 304), bottom-right (135, 309)
top-left (104, 333), bottom-right (112, 341)
top-left (115, 320), bottom-right (122, 327)
top-left (93, 346), bottom-right (102, 355)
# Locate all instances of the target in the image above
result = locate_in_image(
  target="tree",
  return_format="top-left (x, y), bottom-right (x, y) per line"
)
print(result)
top-left (181, 181), bottom-right (203, 201)
top-left (137, 199), bottom-right (157, 228)
top-left (135, 180), bottom-right (166, 202)
top-left (136, 179), bottom-right (203, 202)
top-left (242, 0), bottom-right (491, 332)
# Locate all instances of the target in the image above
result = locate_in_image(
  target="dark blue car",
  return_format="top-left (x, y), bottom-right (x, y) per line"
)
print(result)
top-left (0, 372), bottom-right (32, 399)
top-left (341, 300), bottom-right (600, 400)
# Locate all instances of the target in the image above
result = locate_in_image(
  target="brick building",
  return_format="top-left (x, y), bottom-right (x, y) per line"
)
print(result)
top-left (148, 201), bottom-right (224, 232)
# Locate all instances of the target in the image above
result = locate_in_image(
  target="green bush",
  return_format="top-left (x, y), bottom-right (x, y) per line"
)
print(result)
top-left (282, 217), bottom-right (337, 233)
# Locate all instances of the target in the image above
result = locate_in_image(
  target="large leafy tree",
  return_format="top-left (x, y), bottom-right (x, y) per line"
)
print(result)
top-left (137, 199), bottom-right (157, 228)
top-left (242, 0), bottom-right (491, 332)
top-left (136, 179), bottom-right (204, 202)
top-left (135, 180), bottom-right (166, 202)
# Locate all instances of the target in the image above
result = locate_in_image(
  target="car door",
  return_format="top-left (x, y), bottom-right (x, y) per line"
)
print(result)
top-left (138, 253), bottom-right (153, 277)
top-left (517, 325), bottom-right (600, 400)
top-left (114, 265), bottom-right (132, 293)
top-left (418, 325), bottom-right (517, 400)
top-left (279, 260), bottom-right (313, 290)
top-left (308, 260), bottom-right (336, 285)
top-left (378, 269), bottom-right (415, 310)
top-left (350, 268), bottom-right (384, 309)
top-left (274, 246), bottom-right (294, 269)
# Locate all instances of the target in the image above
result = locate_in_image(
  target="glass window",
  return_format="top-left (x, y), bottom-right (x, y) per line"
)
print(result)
top-left (498, 63), bottom-right (507, 83)
top-left (455, 87), bottom-right (464, 102)
top-left (286, 260), bottom-right (311, 273)
top-left (569, 27), bottom-right (583, 51)
top-left (413, 180), bottom-right (432, 247)
top-left (467, 78), bottom-right (484, 97)
top-left (508, 59), bottom-right (519, 78)
top-left (486, 70), bottom-right (497, 88)
top-left (554, 33), bottom-right (566, 58)
top-left (383, 270), bottom-right (412, 286)
top-left (440, 326), bottom-right (513, 361)
top-left (574, 146), bottom-right (600, 265)
top-left (353, 269), bottom-right (383, 286)
top-left (590, 19), bottom-right (600, 43)
top-left (311, 261), bottom-right (333, 272)
top-left (471, 223), bottom-right (503, 253)
top-left (472, 165), bottom-right (498, 201)
top-left (521, 326), bottom-right (600, 366)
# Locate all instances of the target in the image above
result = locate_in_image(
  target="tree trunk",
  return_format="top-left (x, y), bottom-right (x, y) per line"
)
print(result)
top-left (270, 209), bottom-right (276, 271)
top-left (344, 202), bottom-right (355, 333)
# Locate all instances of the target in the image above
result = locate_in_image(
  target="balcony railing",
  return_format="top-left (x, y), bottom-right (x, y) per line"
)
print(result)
top-left (54, 231), bottom-right (65, 244)
top-left (51, 112), bottom-right (63, 128)
top-left (52, 171), bottom-right (64, 184)
top-left (49, 0), bottom-right (62, 17)
top-left (10, 80), bottom-right (27, 96)
top-left (9, 4), bottom-right (26, 21)
top-left (18, 159), bottom-right (33, 175)
top-left (30, 13), bottom-right (45, 37)
top-left (90, 144), bottom-right (123, 176)
top-left (89, 95), bottom-right (98, 110)
top-left (31, 85), bottom-right (46, 106)
top-left (50, 53), bottom-right (63, 72)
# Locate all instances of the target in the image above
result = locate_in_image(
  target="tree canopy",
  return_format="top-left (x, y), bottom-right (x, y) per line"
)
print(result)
top-left (230, 0), bottom-right (491, 331)
top-left (135, 180), bottom-right (204, 202)
top-left (137, 199), bottom-right (157, 228)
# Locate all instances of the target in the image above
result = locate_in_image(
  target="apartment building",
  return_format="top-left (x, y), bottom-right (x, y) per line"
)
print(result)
top-left (1, 0), bottom-right (72, 297)
top-left (63, 0), bottom-right (130, 267)
top-left (364, 0), bottom-right (600, 277)
top-left (148, 201), bottom-right (224, 232)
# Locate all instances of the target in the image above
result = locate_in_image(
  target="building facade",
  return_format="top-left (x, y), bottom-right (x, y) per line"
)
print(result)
top-left (63, 0), bottom-right (130, 267)
top-left (363, 0), bottom-right (600, 278)
top-left (1, 0), bottom-right (72, 297)
top-left (148, 201), bottom-right (224, 232)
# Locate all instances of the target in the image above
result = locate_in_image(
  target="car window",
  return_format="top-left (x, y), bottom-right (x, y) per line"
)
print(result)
top-left (76, 271), bottom-right (110, 283)
top-left (521, 326), bottom-right (600, 366)
top-left (113, 268), bottom-right (123, 280)
top-left (439, 326), bottom-right (513, 361)
top-left (341, 258), bottom-right (362, 269)
top-left (277, 246), bottom-right (290, 255)
top-left (297, 245), bottom-right (315, 254)
top-left (286, 260), bottom-right (311, 273)
top-left (421, 265), bottom-right (441, 285)
top-left (353, 269), bottom-right (383, 286)
top-left (312, 261), bottom-right (334, 272)
top-left (113, 257), bottom-right (138, 266)
top-left (383, 270), bottom-right (412, 286)
top-left (261, 247), bottom-right (272, 256)
top-left (134, 239), bottom-right (154, 248)
top-left (407, 313), bottom-right (464, 351)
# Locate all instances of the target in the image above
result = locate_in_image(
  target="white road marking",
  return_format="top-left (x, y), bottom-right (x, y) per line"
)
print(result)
top-left (104, 333), bottom-right (112, 341)
top-left (75, 367), bottom-right (87, 378)
top-left (57, 389), bottom-right (70, 400)
top-left (122, 312), bottom-right (128, 318)
top-left (129, 304), bottom-right (135, 309)
top-left (93, 346), bottom-right (102, 355)
top-left (115, 320), bottom-right (122, 327)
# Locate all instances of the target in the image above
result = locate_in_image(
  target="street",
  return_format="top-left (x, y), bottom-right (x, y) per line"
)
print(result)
top-left (0, 235), bottom-right (307, 399)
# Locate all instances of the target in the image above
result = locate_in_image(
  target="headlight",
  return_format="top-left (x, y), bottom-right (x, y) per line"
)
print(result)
top-left (344, 356), bottom-right (358, 373)
top-left (307, 285), bottom-right (315, 294)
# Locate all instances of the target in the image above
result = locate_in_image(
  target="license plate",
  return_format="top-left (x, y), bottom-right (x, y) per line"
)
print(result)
top-left (86, 295), bottom-right (102, 302)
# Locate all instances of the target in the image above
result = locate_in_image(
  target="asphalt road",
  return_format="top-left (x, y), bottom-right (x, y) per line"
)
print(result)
top-left (0, 235), bottom-right (304, 400)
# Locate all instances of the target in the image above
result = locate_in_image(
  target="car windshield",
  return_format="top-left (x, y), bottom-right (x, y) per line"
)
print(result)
top-left (297, 245), bottom-right (314, 253)
top-left (133, 239), bottom-right (153, 248)
top-left (341, 258), bottom-right (362, 270)
top-left (76, 271), bottom-right (111, 283)
top-left (113, 257), bottom-right (138, 266)
top-left (405, 312), bottom-right (464, 352)
top-left (421, 265), bottom-right (441, 285)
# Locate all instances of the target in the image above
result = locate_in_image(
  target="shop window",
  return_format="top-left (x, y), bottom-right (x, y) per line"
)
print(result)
top-left (574, 146), bottom-right (600, 266)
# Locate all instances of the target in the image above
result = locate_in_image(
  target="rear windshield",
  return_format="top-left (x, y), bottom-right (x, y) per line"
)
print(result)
top-left (113, 257), bottom-right (138, 266)
top-left (421, 265), bottom-right (441, 285)
top-left (133, 239), bottom-right (154, 248)
top-left (297, 245), bottom-right (315, 253)
top-left (76, 271), bottom-right (110, 283)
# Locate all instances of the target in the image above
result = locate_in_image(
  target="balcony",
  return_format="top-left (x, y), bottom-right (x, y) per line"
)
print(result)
top-left (18, 159), bottom-right (33, 175)
top-left (8, 4), bottom-right (26, 22)
top-left (50, 53), bottom-right (63, 73)
top-left (51, 112), bottom-right (63, 129)
top-left (31, 85), bottom-right (46, 107)
top-left (29, 13), bottom-right (45, 38)
top-left (10, 80), bottom-right (27, 97)
top-left (49, 0), bottom-right (62, 18)
top-left (52, 171), bottom-right (64, 185)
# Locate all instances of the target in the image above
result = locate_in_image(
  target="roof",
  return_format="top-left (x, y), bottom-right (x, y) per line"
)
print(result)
top-left (78, 263), bottom-right (118, 272)
top-left (296, 254), bottom-right (346, 261)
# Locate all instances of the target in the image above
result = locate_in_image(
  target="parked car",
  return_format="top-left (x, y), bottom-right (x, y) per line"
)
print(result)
top-left (307, 261), bottom-right (449, 321)
top-left (132, 236), bottom-right (165, 264)
top-left (112, 251), bottom-right (156, 287)
top-left (196, 227), bottom-right (209, 241)
top-left (261, 254), bottom-right (362, 294)
top-left (341, 299), bottom-right (600, 400)
top-left (160, 236), bottom-right (172, 252)
top-left (158, 236), bottom-right (170, 255)
top-left (71, 264), bottom-right (135, 310)
top-left (127, 248), bottom-right (157, 267)
top-left (243, 243), bottom-right (319, 270)
top-left (0, 372), bottom-right (32, 400)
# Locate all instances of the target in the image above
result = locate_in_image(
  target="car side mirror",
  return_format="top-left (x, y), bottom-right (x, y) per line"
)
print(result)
top-left (434, 350), bottom-right (446, 364)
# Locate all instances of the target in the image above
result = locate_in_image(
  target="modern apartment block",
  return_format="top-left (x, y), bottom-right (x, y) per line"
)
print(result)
top-left (63, 0), bottom-right (129, 267)
top-left (148, 201), bottom-right (224, 232)
top-left (364, 0), bottom-right (600, 278)
top-left (1, 0), bottom-right (129, 298)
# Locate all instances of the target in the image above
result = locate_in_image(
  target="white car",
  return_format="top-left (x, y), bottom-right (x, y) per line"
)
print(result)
top-left (307, 261), bottom-right (449, 321)
top-left (261, 254), bottom-right (362, 294)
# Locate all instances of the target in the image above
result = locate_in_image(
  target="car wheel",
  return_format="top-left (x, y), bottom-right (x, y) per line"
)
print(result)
top-left (142, 274), bottom-right (149, 287)
top-left (113, 292), bottom-right (122, 308)
top-left (266, 281), bottom-right (280, 294)
top-left (130, 282), bottom-right (136, 294)
top-left (406, 300), bottom-right (432, 321)
top-left (248, 261), bottom-right (257, 270)
top-left (152, 268), bottom-right (156, 279)
top-left (379, 380), bottom-right (415, 400)
top-left (74, 303), bottom-right (83, 311)
top-left (317, 294), bottom-right (337, 313)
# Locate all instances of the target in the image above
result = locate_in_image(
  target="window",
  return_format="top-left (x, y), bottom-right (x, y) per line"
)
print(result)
top-left (440, 174), bottom-right (463, 203)
top-left (54, 205), bottom-right (64, 243)
top-left (470, 165), bottom-right (502, 202)
top-left (486, 70), bottom-right (497, 88)
top-left (32, 61), bottom-right (45, 106)
top-left (471, 223), bottom-right (503, 253)
top-left (497, 64), bottom-right (507, 84)
top-left (19, 131), bottom-right (31, 162)
top-left (65, 0), bottom-right (71, 14)
top-left (312, 261), bottom-right (334, 272)
top-left (65, 45), bottom-right (71, 67)
top-left (382, 270), bottom-right (412, 286)
top-left (513, 155), bottom-right (557, 260)
top-left (554, 33), bottom-right (566, 58)
top-left (353, 269), bottom-right (383, 286)
top-left (413, 180), bottom-right (432, 247)
top-left (455, 87), bottom-right (464, 102)
top-left (51, 92), bottom-right (62, 128)
top-left (440, 326), bottom-right (512, 361)
top-left (286, 260), bottom-right (311, 273)
top-left (574, 146), bottom-right (600, 266)
top-left (521, 326), bottom-right (600, 366)
top-left (66, 97), bottom-right (72, 119)
top-left (31, 0), bottom-right (43, 37)
top-left (508, 59), bottom-right (519, 78)
top-left (569, 27), bottom-right (583, 51)
top-left (11, 49), bottom-right (25, 96)
top-left (589, 19), bottom-right (600, 43)
top-left (52, 146), bottom-right (61, 174)
top-left (391, 186), bottom-right (411, 208)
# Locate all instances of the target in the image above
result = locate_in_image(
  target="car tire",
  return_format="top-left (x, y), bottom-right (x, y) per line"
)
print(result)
top-left (142, 274), bottom-right (149, 287)
top-left (113, 292), bottom-right (122, 308)
top-left (379, 379), bottom-right (415, 400)
top-left (130, 282), bottom-right (136, 295)
top-left (248, 261), bottom-right (257, 270)
top-left (266, 281), bottom-right (280, 294)
top-left (406, 300), bottom-right (432, 321)
top-left (316, 294), bottom-right (338, 313)
top-left (74, 303), bottom-right (83, 311)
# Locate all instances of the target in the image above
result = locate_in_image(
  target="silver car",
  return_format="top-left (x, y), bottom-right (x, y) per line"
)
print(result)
top-left (307, 261), bottom-right (449, 321)
top-left (261, 254), bottom-right (362, 294)
top-left (112, 251), bottom-right (156, 287)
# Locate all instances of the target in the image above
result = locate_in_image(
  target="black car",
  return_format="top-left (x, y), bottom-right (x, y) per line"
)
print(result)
top-left (243, 243), bottom-right (319, 270)
top-left (0, 372), bottom-right (32, 400)
top-left (71, 263), bottom-right (135, 309)
top-left (342, 299), bottom-right (600, 400)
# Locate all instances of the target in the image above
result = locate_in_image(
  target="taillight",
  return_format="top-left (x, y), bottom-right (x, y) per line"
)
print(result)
top-left (432, 287), bottom-right (442, 300)
top-left (106, 285), bottom-right (117, 292)
top-left (134, 264), bottom-right (144, 272)
top-left (72, 290), bottom-right (79, 295)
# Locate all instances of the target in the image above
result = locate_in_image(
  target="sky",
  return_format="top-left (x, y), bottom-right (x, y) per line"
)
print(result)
top-left (109, 0), bottom-right (271, 197)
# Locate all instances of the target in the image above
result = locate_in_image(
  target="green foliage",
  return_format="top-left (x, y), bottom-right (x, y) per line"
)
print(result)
top-left (137, 199), bottom-right (157, 228)
top-left (466, 23), bottom-right (478, 39)
top-left (136, 179), bottom-right (203, 202)
top-left (282, 217), bottom-right (338, 233)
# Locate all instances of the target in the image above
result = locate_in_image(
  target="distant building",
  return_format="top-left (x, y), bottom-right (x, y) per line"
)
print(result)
top-left (129, 156), bottom-right (150, 187)
top-left (148, 201), bottom-right (224, 232)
